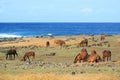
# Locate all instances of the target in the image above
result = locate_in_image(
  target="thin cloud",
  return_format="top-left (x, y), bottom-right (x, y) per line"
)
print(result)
top-left (80, 8), bottom-right (93, 14)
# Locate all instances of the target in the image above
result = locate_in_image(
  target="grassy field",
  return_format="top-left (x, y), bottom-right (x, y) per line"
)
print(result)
top-left (0, 35), bottom-right (120, 80)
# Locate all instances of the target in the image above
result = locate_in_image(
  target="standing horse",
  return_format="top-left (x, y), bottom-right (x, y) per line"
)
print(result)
top-left (21, 51), bottom-right (35, 62)
top-left (54, 40), bottom-right (66, 47)
top-left (6, 49), bottom-right (18, 60)
top-left (46, 41), bottom-right (50, 47)
top-left (103, 50), bottom-right (111, 61)
top-left (74, 48), bottom-right (88, 63)
top-left (79, 38), bottom-right (88, 47)
top-left (100, 35), bottom-right (105, 41)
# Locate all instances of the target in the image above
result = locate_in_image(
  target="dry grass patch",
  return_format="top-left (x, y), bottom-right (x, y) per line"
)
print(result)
top-left (0, 73), bottom-right (119, 80)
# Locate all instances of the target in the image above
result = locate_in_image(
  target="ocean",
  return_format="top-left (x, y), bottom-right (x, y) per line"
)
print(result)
top-left (0, 23), bottom-right (120, 38)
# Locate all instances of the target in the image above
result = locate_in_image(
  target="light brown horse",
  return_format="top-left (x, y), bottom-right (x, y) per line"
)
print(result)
top-left (87, 50), bottom-right (101, 63)
top-left (91, 50), bottom-right (97, 56)
top-left (21, 51), bottom-right (35, 62)
top-left (74, 48), bottom-right (88, 63)
top-left (103, 50), bottom-right (111, 61)
top-left (79, 38), bottom-right (88, 47)
top-left (100, 35), bottom-right (105, 41)
top-left (54, 40), bottom-right (66, 47)
top-left (87, 54), bottom-right (101, 63)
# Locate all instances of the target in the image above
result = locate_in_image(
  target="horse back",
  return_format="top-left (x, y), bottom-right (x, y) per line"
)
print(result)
top-left (25, 51), bottom-right (35, 57)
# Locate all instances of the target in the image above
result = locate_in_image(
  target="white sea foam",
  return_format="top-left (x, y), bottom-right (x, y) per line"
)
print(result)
top-left (0, 33), bottom-right (22, 38)
top-left (47, 33), bottom-right (52, 36)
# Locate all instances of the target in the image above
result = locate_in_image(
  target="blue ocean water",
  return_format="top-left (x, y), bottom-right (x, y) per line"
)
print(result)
top-left (0, 23), bottom-right (120, 38)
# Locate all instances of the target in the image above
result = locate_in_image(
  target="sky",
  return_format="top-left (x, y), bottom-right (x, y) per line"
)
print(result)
top-left (0, 0), bottom-right (120, 22)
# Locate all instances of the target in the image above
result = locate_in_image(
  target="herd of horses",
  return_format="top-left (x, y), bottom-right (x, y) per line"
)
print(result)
top-left (5, 34), bottom-right (109, 63)
top-left (6, 49), bottom-right (35, 62)
top-left (73, 48), bottom-right (111, 63)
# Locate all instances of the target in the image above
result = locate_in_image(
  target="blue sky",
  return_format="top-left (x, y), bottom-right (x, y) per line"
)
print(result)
top-left (0, 0), bottom-right (120, 22)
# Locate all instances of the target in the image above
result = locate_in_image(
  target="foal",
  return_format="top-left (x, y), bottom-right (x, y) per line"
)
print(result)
top-left (21, 51), bottom-right (35, 62)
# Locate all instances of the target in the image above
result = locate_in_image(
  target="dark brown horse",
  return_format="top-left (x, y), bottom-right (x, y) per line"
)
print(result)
top-left (79, 38), bottom-right (88, 47)
top-left (54, 40), bottom-right (66, 47)
top-left (21, 51), bottom-right (35, 62)
top-left (46, 41), bottom-right (50, 47)
top-left (74, 48), bottom-right (88, 63)
top-left (103, 50), bottom-right (111, 61)
top-left (6, 49), bottom-right (18, 60)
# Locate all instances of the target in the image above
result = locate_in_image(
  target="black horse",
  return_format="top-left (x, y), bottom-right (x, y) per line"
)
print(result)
top-left (6, 49), bottom-right (18, 60)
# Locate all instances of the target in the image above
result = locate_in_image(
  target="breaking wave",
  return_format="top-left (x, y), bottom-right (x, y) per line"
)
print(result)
top-left (0, 33), bottom-right (22, 38)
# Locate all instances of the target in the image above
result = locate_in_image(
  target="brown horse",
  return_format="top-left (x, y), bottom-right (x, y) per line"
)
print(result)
top-left (87, 54), bottom-right (101, 63)
top-left (21, 51), bottom-right (35, 62)
top-left (91, 50), bottom-right (97, 56)
top-left (87, 50), bottom-right (101, 63)
top-left (79, 38), bottom-right (88, 47)
top-left (46, 41), bottom-right (50, 47)
top-left (74, 48), bottom-right (88, 63)
top-left (100, 35), bottom-right (105, 41)
top-left (6, 49), bottom-right (18, 60)
top-left (91, 35), bottom-right (94, 41)
top-left (54, 40), bottom-right (66, 47)
top-left (103, 50), bottom-right (111, 61)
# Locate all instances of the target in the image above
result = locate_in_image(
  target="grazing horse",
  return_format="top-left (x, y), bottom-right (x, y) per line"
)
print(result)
top-left (100, 35), bottom-right (105, 41)
top-left (54, 40), bottom-right (66, 47)
top-left (6, 49), bottom-right (18, 60)
top-left (74, 48), bottom-right (88, 63)
top-left (103, 50), bottom-right (111, 61)
top-left (91, 35), bottom-right (94, 41)
top-left (46, 41), bottom-right (50, 47)
top-left (21, 51), bottom-right (35, 62)
top-left (87, 50), bottom-right (101, 63)
top-left (79, 38), bottom-right (88, 47)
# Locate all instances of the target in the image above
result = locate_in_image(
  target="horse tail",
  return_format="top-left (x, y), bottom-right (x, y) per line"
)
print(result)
top-left (23, 55), bottom-right (26, 61)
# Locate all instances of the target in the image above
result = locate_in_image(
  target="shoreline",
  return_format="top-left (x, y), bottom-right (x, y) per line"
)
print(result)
top-left (0, 34), bottom-right (120, 47)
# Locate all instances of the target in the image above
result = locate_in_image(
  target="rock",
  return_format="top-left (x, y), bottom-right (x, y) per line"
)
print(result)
top-left (80, 71), bottom-right (85, 74)
top-left (98, 69), bottom-right (101, 71)
top-left (71, 72), bottom-right (76, 75)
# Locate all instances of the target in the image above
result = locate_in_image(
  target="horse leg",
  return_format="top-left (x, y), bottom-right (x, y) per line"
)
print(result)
top-left (27, 56), bottom-right (31, 63)
top-left (107, 57), bottom-right (108, 61)
top-left (85, 43), bottom-right (87, 47)
top-left (32, 55), bottom-right (35, 61)
top-left (32, 56), bottom-right (34, 61)
top-left (86, 42), bottom-right (88, 47)
top-left (13, 54), bottom-right (15, 60)
top-left (79, 60), bottom-right (81, 63)
top-left (109, 56), bottom-right (111, 61)
top-left (6, 54), bottom-right (8, 60)
top-left (103, 57), bottom-right (105, 62)
top-left (9, 55), bottom-right (12, 60)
